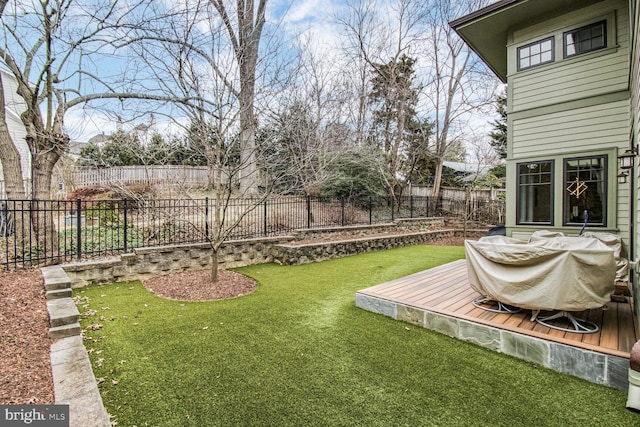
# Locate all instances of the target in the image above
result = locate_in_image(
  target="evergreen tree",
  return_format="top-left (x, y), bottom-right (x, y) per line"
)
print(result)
top-left (489, 91), bottom-right (507, 159)
top-left (368, 54), bottom-right (420, 196)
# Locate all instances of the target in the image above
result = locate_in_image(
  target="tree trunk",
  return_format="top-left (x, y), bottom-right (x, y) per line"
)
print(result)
top-left (238, 105), bottom-right (257, 194)
top-left (431, 157), bottom-right (444, 200)
top-left (210, 249), bottom-right (219, 283)
top-left (31, 149), bottom-right (59, 201)
top-left (30, 141), bottom-right (62, 258)
top-left (238, 61), bottom-right (258, 195)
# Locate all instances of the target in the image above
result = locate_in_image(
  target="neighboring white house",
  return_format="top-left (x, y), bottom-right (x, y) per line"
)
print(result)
top-left (0, 67), bottom-right (31, 197)
top-left (443, 161), bottom-right (493, 184)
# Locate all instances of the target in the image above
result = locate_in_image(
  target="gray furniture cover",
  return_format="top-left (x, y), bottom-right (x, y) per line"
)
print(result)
top-left (464, 235), bottom-right (617, 311)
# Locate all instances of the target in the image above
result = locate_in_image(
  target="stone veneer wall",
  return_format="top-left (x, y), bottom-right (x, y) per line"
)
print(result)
top-left (291, 218), bottom-right (446, 240)
top-left (62, 220), bottom-right (487, 287)
top-left (355, 294), bottom-right (629, 391)
top-left (63, 236), bottom-right (289, 287)
top-left (274, 229), bottom-right (485, 266)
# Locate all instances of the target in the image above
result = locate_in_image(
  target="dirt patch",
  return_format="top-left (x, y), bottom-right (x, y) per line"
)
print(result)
top-left (144, 269), bottom-right (257, 301)
top-left (0, 268), bottom-right (54, 404)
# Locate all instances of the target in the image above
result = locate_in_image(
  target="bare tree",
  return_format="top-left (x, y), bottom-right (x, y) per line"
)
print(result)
top-left (207, 0), bottom-right (268, 195)
top-left (120, 0), bottom-right (285, 283)
top-left (338, 0), bottom-right (431, 199)
top-left (262, 34), bottom-right (350, 196)
top-left (0, 0), bottom-right (186, 252)
top-left (422, 0), bottom-right (498, 199)
top-left (0, 1), bottom-right (157, 200)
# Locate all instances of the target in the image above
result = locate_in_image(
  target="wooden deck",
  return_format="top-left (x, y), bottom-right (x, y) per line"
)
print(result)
top-left (356, 259), bottom-right (639, 389)
top-left (359, 259), bottom-right (638, 356)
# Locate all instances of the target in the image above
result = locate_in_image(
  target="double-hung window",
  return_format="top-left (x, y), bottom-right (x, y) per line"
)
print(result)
top-left (517, 37), bottom-right (554, 70)
top-left (564, 21), bottom-right (606, 57)
top-left (517, 161), bottom-right (553, 225)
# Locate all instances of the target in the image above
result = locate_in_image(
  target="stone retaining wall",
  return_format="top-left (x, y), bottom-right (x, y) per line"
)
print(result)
top-left (290, 218), bottom-right (447, 241)
top-left (61, 225), bottom-right (487, 287)
top-left (63, 236), bottom-right (290, 287)
top-left (274, 229), bottom-right (485, 266)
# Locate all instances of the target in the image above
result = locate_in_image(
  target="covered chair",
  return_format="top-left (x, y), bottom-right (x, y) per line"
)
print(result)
top-left (464, 234), bottom-right (617, 333)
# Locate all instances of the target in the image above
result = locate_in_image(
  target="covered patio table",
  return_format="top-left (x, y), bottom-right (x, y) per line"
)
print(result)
top-left (464, 235), bottom-right (617, 331)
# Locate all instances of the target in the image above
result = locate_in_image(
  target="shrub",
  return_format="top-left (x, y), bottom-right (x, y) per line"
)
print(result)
top-left (66, 186), bottom-right (110, 201)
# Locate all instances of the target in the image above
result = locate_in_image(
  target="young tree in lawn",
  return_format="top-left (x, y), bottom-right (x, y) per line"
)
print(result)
top-left (126, 0), bottom-right (283, 283)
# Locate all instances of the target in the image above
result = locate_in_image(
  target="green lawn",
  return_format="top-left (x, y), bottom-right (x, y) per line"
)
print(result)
top-left (76, 245), bottom-right (636, 426)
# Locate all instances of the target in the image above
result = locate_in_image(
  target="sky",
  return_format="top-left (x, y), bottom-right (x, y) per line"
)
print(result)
top-left (6, 0), bottom-right (502, 162)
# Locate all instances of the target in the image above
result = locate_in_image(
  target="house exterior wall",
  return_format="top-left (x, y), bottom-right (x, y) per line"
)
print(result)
top-left (0, 68), bottom-right (31, 196)
top-left (504, 0), bottom-right (632, 245)
top-left (508, 1), bottom-right (629, 112)
top-left (631, 0), bottom-right (640, 322)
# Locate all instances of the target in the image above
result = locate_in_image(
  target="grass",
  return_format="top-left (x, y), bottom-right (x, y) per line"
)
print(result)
top-left (75, 245), bottom-right (636, 426)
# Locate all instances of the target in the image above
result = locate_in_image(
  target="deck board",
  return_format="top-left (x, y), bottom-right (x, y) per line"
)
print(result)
top-left (358, 259), bottom-right (638, 357)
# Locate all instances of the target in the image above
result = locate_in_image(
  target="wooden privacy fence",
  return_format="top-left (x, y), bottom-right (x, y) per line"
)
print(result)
top-left (72, 166), bottom-right (214, 187)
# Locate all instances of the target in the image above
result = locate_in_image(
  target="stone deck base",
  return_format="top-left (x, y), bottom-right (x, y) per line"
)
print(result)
top-left (355, 293), bottom-right (629, 391)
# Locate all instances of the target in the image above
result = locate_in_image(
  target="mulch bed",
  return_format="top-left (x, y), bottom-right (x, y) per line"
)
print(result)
top-left (144, 269), bottom-right (257, 301)
top-left (0, 268), bottom-right (54, 404)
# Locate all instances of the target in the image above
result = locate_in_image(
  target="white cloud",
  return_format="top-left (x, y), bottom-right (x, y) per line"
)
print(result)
top-left (282, 0), bottom-right (326, 24)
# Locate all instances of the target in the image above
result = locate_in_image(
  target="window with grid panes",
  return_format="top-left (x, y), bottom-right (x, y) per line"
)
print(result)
top-left (563, 156), bottom-right (606, 226)
top-left (517, 161), bottom-right (553, 224)
top-left (517, 37), bottom-right (554, 70)
top-left (564, 21), bottom-right (606, 57)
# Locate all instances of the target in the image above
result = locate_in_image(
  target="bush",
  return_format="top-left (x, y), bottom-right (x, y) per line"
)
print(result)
top-left (84, 202), bottom-right (120, 227)
top-left (320, 149), bottom-right (390, 205)
top-left (66, 186), bottom-right (110, 201)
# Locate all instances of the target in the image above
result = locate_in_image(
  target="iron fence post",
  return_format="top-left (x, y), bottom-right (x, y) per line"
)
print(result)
top-left (263, 199), bottom-right (268, 237)
top-left (369, 197), bottom-right (372, 224)
top-left (76, 198), bottom-right (82, 261)
top-left (410, 196), bottom-right (414, 218)
top-left (123, 199), bottom-right (128, 253)
top-left (306, 196), bottom-right (311, 228)
top-left (205, 197), bottom-right (210, 239)
top-left (2, 201), bottom-right (9, 267)
top-left (341, 198), bottom-right (345, 226)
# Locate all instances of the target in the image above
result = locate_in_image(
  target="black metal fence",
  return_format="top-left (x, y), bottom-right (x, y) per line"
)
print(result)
top-left (0, 195), bottom-right (504, 268)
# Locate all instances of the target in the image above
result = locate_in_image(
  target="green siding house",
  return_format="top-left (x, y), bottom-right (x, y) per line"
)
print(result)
top-left (451, 0), bottom-right (640, 323)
